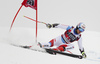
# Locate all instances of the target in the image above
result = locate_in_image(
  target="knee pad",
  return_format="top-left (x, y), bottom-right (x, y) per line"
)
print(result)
top-left (49, 39), bottom-right (55, 47)
top-left (57, 46), bottom-right (65, 51)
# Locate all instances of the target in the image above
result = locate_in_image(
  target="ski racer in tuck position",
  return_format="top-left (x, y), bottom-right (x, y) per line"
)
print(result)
top-left (39, 22), bottom-right (87, 58)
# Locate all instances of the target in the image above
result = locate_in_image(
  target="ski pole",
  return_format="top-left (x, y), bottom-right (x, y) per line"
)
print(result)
top-left (23, 15), bottom-right (47, 25)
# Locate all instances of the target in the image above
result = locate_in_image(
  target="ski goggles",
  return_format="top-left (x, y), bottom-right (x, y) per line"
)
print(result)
top-left (78, 27), bottom-right (84, 32)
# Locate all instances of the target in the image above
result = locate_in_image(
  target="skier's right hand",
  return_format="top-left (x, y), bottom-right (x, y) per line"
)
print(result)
top-left (46, 23), bottom-right (53, 28)
top-left (82, 52), bottom-right (87, 58)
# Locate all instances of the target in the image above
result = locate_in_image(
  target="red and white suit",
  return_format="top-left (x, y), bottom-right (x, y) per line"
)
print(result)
top-left (41, 24), bottom-right (84, 52)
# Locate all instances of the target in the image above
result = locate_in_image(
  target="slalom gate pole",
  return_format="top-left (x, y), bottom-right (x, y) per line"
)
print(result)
top-left (23, 15), bottom-right (47, 25)
top-left (10, 5), bottom-right (23, 31)
top-left (36, 0), bottom-right (38, 43)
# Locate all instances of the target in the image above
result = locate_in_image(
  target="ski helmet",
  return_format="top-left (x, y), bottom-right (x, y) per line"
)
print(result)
top-left (76, 22), bottom-right (86, 32)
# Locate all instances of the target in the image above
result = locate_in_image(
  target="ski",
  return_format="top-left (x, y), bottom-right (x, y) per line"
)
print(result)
top-left (45, 48), bottom-right (83, 59)
top-left (11, 44), bottom-right (83, 59)
top-left (11, 44), bottom-right (46, 53)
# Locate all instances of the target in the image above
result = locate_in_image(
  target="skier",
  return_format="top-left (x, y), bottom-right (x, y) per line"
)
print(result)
top-left (39, 22), bottom-right (87, 58)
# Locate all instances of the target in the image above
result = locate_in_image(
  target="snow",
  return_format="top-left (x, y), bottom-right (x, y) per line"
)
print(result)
top-left (0, 28), bottom-right (100, 64)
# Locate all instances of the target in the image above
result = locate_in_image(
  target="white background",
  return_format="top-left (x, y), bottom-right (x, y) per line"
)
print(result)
top-left (0, 0), bottom-right (100, 32)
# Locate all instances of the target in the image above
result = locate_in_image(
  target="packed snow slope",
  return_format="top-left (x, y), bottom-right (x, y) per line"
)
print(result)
top-left (0, 27), bottom-right (100, 64)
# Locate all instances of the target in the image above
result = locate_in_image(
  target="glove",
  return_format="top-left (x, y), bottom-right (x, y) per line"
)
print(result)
top-left (46, 23), bottom-right (53, 28)
top-left (82, 52), bottom-right (87, 58)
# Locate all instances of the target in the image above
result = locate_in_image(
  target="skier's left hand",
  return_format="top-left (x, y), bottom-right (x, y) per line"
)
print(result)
top-left (46, 23), bottom-right (53, 28)
top-left (82, 52), bottom-right (87, 58)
